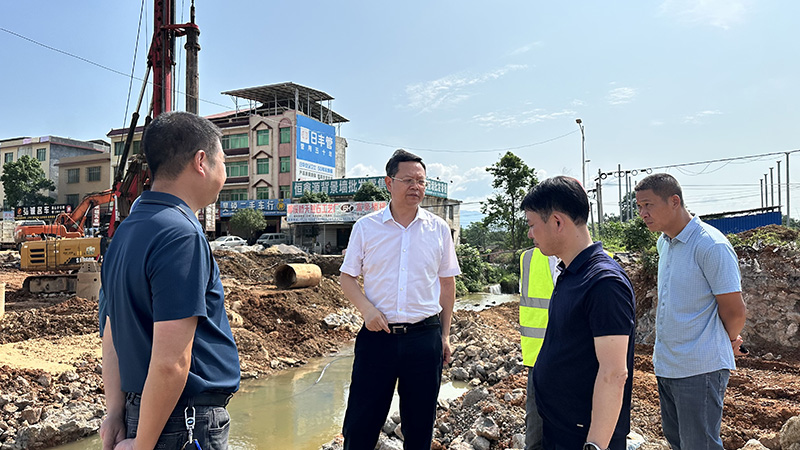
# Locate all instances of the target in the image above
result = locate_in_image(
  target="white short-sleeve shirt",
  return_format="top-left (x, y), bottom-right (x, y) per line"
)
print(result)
top-left (340, 204), bottom-right (461, 324)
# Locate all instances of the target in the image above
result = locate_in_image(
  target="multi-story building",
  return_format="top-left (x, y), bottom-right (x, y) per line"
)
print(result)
top-left (56, 152), bottom-right (114, 208)
top-left (107, 82), bottom-right (349, 234)
top-left (0, 136), bottom-right (109, 210)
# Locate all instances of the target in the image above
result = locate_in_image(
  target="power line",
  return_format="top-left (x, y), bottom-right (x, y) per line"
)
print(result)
top-left (348, 130), bottom-right (579, 154)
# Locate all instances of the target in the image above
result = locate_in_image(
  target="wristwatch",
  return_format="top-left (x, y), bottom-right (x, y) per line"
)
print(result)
top-left (584, 443), bottom-right (607, 450)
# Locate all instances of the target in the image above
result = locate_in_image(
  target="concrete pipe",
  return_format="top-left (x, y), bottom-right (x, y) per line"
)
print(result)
top-left (274, 264), bottom-right (322, 290)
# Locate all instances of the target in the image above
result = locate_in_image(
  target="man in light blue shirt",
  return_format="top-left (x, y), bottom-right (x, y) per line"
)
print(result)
top-left (635, 173), bottom-right (747, 450)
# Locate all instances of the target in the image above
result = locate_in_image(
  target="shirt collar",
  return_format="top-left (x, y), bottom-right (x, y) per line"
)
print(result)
top-left (666, 215), bottom-right (701, 244)
top-left (560, 241), bottom-right (605, 274)
top-left (381, 201), bottom-right (428, 224)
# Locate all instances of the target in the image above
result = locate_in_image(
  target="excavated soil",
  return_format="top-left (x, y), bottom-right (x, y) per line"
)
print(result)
top-left (0, 235), bottom-right (799, 448)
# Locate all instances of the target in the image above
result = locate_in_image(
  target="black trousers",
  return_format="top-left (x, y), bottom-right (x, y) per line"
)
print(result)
top-left (342, 320), bottom-right (443, 450)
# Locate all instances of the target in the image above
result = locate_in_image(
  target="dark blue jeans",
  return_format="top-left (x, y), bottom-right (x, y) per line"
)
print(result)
top-left (125, 395), bottom-right (231, 450)
top-left (657, 369), bottom-right (730, 450)
top-left (342, 322), bottom-right (443, 450)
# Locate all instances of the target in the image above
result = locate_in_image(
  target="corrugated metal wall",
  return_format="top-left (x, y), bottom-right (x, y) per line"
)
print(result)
top-left (704, 212), bottom-right (782, 234)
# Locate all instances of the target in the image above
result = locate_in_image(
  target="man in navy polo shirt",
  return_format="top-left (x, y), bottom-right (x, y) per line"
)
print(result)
top-left (523, 176), bottom-right (635, 450)
top-left (99, 111), bottom-right (240, 450)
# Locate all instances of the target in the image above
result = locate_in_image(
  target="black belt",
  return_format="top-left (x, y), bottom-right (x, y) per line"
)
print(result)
top-left (125, 391), bottom-right (233, 408)
top-left (387, 314), bottom-right (440, 334)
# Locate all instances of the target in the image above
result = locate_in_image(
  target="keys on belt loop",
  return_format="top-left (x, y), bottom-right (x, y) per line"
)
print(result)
top-left (390, 324), bottom-right (407, 334)
top-left (181, 406), bottom-right (202, 450)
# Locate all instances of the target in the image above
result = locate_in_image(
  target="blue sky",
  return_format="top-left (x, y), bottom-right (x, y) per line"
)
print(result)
top-left (1, 1), bottom-right (798, 226)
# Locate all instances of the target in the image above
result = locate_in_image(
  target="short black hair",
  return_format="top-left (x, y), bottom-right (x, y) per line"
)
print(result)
top-left (520, 176), bottom-right (588, 226)
top-left (142, 111), bottom-right (223, 181)
top-left (385, 149), bottom-right (426, 177)
top-left (634, 173), bottom-right (684, 207)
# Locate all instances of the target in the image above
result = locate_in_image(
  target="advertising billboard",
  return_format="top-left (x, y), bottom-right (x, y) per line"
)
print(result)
top-left (287, 201), bottom-right (387, 223)
top-left (296, 114), bottom-right (335, 181)
top-left (219, 199), bottom-right (291, 218)
top-left (292, 176), bottom-right (448, 199)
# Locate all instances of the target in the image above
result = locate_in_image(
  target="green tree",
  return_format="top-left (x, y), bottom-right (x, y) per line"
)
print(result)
top-left (461, 221), bottom-right (489, 251)
top-left (229, 208), bottom-right (267, 243)
top-left (455, 244), bottom-right (487, 292)
top-left (295, 191), bottom-right (331, 203)
top-left (622, 216), bottom-right (658, 251)
top-left (353, 182), bottom-right (391, 202)
top-left (1, 155), bottom-right (56, 207)
top-left (481, 152), bottom-right (538, 250)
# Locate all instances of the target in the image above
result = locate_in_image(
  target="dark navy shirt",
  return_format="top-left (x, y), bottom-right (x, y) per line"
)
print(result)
top-left (100, 191), bottom-right (240, 397)
top-left (533, 242), bottom-right (635, 444)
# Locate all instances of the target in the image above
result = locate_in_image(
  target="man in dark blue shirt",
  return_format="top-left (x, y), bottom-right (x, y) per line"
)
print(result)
top-left (522, 176), bottom-right (635, 450)
top-left (99, 111), bottom-right (240, 450)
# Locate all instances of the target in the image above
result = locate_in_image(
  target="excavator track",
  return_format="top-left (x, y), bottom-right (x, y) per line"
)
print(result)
top-left (22, 273), bottom-right (78, 295)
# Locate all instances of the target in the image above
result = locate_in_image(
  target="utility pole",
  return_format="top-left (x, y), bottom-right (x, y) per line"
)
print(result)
top-left (770, 167), bottom-right (775, 207)
top-left (760, 179), bottom-right (764, 208)
top-left (777, 160), bottom-right (782, 211)
top-left (787, 153), bottom-right (791, 226)
top-left (618, 164), bottom-right (623, 220)
top-left (764, 174), bottom-right (769, 206)
top-left (597, 169), bottom-right (604, 227)
top-left (576, 119), bottom-right (586, 189)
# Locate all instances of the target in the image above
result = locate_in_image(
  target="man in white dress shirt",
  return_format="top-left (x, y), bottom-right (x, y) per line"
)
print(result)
top-left (339, 149), bottom-right (461, 450)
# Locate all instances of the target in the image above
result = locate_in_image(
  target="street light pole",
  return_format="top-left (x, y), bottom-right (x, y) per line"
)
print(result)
top-left (576, 118), bottom-right (586, 189)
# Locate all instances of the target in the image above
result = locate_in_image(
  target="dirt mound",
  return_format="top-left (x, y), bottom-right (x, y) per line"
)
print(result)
top-left (0, 296), bottom-right (98, 345)
top-left (735, 224), bottom-right (800, 243)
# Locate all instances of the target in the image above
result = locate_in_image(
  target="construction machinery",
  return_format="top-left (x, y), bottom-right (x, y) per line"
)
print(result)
top-left (18, 0), bottom-right (201, 295)
top-left (21, 238), bottom-right (104, 294)
top-left (13, 190), bottom-right (115, 246)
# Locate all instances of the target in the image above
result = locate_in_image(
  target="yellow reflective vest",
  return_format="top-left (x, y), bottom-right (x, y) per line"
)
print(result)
top-left (519, 248), bottom-right (556, 367)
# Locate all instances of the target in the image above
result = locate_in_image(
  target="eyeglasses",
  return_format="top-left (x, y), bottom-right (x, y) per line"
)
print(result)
top-left (391, 177), bottom-right (428, 188)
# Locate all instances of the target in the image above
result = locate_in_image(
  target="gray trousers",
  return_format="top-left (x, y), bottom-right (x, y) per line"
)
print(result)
top-left (526, 366), bottom-right (544, 450)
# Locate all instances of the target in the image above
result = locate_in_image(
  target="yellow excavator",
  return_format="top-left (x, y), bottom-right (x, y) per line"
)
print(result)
top-left (21, 237), bottom-right (103, 295)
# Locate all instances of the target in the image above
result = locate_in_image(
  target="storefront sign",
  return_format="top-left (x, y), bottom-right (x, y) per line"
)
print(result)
top-left (219, 199), bottom-right (291, 218)
top-left (292, 177), bottom-right (448, 199)
top-left (287, 201), bottom-right (387, 223)
top-left (15, 204), bottom-right (72, 220)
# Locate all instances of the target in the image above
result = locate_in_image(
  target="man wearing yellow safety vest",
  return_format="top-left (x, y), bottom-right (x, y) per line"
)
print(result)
top-left (519, 246), bottom-right (560, 450)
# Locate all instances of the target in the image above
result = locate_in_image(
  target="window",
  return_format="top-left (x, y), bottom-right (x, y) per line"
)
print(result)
top-left (256, 158), bottom-right (269, 175)
top-left (18, 147), bottom-right (32, 158)
top-left (225, 161), bottom-right (248, 178)
top-left (218, 189), bottom-right (248, 202)
top-left (65, 194), bottom-right (79, 208)
top-left (279, 185), bottom-right (290, 199)
top-left (3, 153), bottom-right (12, 163)
top-left (221, 133), bottom-right (249, 150)
top-left (132, 141), bottom-right (141, 154)
top-left (279, 157), bottom-right (290, 173)
top-left (114, 142), bottom-right (124, 156)
top-left (279, 127), bottom-right (291, 144)
top-left (256, 129), bottom-right (269, 146)
top-left (87, 166), bottom-right (101, 182)
top-left (256, 187), bottom-right (270, 199)
top-left (36, 148), bottom-right (46, 162)
top-left (67, 168), bottom-right (80, 184)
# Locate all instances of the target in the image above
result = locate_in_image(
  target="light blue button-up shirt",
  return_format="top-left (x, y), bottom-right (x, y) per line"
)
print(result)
top-left (653, 216), bottom-right (741, 379)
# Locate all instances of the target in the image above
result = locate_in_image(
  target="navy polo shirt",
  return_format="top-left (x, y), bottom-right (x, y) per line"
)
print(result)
top-left (533, 242), bottom-right (635, 444)
top-left (100, 191), bottom-right (240, 397)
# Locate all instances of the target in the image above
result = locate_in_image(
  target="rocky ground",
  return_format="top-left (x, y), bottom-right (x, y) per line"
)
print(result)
top-left (1, 226), bottom-right (800, 449)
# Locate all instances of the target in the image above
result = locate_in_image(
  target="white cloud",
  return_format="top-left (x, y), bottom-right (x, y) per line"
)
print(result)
top-left (346, 163), bottom-right (380, 177)
top-left (607, 87), bottom-right (638, 105)
top-left (683, 109), bottom-right (722, 124)
top-left (508, 41), bottom-right (543, 56)
top-left (650, 119), bottom-right (665, 126)
top-left (404, 64), bottom-right (527, 113)
top-left (659, 0), bottom-right (749, 29)
top-left (426, 163), bottom-right (491, 196)
top-left (571, 99), bottom-right (585, 107)
top-left (473, 108), bottom-right (577, 129)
